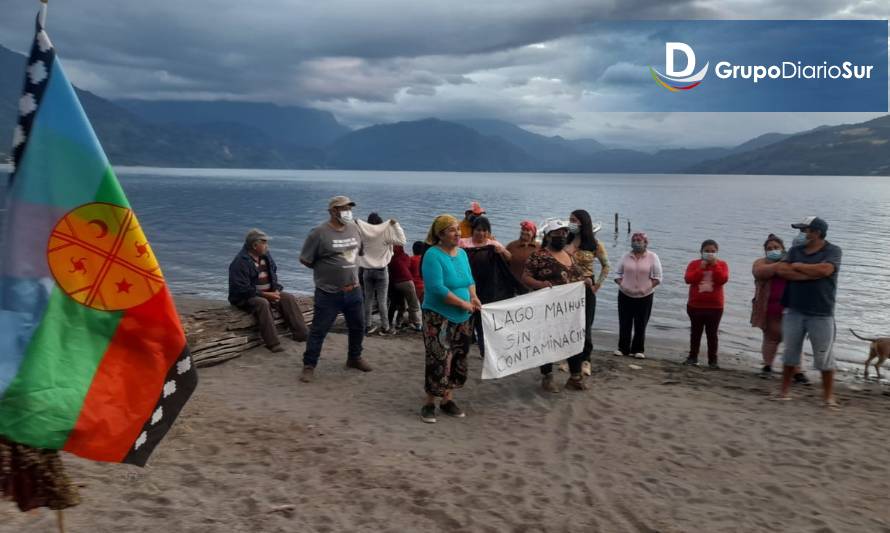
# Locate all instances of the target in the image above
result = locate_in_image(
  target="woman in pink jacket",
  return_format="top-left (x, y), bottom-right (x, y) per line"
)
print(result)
top-left (613, 232), bottom-right (663, 359)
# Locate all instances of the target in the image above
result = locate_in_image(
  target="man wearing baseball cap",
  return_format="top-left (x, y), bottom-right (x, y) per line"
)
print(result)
top-left (774, 216), bottom-right (842, 408)
top-left (228, 229), bottom-right (308, 352)
top-left (298, 195), bottom-right (371, 382)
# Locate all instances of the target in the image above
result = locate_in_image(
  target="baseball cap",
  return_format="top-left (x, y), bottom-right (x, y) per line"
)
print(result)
top-left (245, 228), bottom-right (270, 246)
top-left (329, 195), bottom-right (356, 209)
top-left (540, 218), bottom-right (569, 235)
top-left (791, 216), bottom-right (828, 234)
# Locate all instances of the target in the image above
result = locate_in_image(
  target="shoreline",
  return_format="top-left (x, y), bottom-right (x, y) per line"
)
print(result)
top-left (174, 295), bottom-right (885, 385)
top-left (3, 329), bottom-right (889, 532)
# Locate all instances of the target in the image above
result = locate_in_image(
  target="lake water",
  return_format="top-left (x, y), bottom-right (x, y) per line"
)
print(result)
top-left (7, 166), bottom-right (889, 368)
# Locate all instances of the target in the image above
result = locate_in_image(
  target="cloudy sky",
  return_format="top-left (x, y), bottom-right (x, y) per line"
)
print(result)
top-left (1, 0), bottom-right (887, 149)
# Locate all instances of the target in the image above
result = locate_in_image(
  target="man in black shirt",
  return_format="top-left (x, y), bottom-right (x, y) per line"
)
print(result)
top-left (775, 216), bottom-right (842, 407)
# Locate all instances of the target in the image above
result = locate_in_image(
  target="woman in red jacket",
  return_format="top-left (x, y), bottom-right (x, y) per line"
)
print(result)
top-left (684, 239), bottom-right (729, 369)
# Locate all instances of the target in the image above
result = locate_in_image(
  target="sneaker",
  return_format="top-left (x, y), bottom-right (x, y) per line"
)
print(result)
top-left (439, 400), bottom-right (466, 418)
top-left (366, 325), bottom-right (379, 336)
top-left (558, 361), bottom-right (569, 372)
top-left (793, 372), bottom-right (810, 385)
top-left (420, 404), bottom-right (437, 423)
top-left (683, 357), bottom-right (699, 366)
top-left (267, 344), bottom-right (285, 353)
top-left (708, 362), bottom-right (720, 370)
top-left (541, 374), bottom-right (561, 393)
top-left (345, 358), bottom-right (373, 372)
top-left (299, 366), bottom-right (315, 383)
top-left (633, 352), bottom-right (646, 359)
top-left (759, 365), bottom-right (772, 378)
top-left (581, 361), bottom-right (592, 376)
top-left (612, 350), bottom-right (625, 357)
top-left (379, 327), bottom-right (396, 336)
top-left (565, 375), bottom-right (590, 391)
top-left (411, 324), bottom-right (423, 332)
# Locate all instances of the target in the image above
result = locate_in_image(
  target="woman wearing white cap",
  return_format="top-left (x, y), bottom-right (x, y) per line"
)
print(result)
top-left (522, 219), bottom-right (592, 393)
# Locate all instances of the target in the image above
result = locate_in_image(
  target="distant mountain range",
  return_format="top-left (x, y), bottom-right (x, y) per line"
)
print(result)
top-left (2, 44), bottom-right (889, 175)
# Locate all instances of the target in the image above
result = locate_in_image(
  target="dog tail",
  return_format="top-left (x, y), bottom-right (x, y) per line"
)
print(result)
top-left (849, 328), bottom-right (877, 342)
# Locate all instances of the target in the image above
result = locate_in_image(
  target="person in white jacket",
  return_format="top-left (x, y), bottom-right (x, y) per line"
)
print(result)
top-left (356, 212), bottom-right (407, 335)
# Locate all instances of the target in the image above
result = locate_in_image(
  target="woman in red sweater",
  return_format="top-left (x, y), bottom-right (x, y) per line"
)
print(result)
top-left (684, 239), bottom-right (729, 369)
top-left (409, 241), bottom-right (427, 303)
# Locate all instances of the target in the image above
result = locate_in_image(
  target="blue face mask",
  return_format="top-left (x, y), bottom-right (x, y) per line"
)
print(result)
top-left (792, 232), bottom-right (808, 247)
top-left (766, 249), bottom-right (784, 261)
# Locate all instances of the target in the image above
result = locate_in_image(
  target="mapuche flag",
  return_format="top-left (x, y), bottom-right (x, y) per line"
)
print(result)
top-left (0, 13), bottom-right (197, 466)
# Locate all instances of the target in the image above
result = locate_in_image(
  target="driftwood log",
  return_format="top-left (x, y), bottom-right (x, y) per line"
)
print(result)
top-left (181, 296), bottom-right (314, 368)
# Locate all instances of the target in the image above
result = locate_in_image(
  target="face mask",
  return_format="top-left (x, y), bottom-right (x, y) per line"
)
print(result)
top-left (631, 242), bottom-right (645, 252)
top-left (549, 235), bottom-right (566, 250)
top-left (701, 252), bottom-right (717, 261)
top-left (766, 249), bottom-right (784, 261)
top-left (792, 232), bottom-right (807, 247)
top-left (567, 223), bottom-right (580, 234)
top-left (338, 210), bottom-right (354, 223)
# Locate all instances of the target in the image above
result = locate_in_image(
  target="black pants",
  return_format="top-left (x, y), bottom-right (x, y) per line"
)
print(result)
top-left (582, 285), bottom-right (597, 361)
top-left (540, 353), bottom-right (584, 375)
top-left (617, 292), bottom-right (653, 355)
top-left (687, 306), bottom-right (723, 364)
top-left (472, 310), bottom-right (484, 356)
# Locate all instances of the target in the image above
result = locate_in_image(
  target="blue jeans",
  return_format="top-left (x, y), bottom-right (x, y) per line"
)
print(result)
top-left (303, 287), bottom-right (365, 367)
top-left (362, 268), bottom-right (390, 330)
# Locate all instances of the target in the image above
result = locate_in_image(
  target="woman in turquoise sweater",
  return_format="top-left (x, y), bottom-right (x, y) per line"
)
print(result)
top-left (420, 214), bottom-right (482, 424)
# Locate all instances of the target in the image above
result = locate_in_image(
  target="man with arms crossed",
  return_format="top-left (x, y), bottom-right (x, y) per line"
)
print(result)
top-left (775, 216), bottom-right (842, 407)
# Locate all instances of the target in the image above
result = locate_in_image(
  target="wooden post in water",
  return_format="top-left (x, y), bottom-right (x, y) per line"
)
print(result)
top-left (614, 213), bottom-right (619, 233)
top-left (627, 219), bottom-right (631, 234)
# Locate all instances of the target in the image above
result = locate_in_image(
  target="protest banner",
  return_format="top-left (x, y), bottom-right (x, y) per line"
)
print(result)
top-left (480, 282), bottom-right (585, 379)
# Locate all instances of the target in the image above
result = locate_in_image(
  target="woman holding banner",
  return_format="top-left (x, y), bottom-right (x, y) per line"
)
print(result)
top-left (461, 216), bottom-right (520, 358)
top-left (522, 219), bottom-right (592, 393)
top-left (566, 209), bottom-right (610, 376)
top-left (420, 215), bottom-right (482, 424)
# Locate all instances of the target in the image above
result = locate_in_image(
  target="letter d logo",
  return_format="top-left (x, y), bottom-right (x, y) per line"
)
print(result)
top-left (650, 42), bottom-right (709, 92)
top-left (666, 42), bottom-right (696, 77)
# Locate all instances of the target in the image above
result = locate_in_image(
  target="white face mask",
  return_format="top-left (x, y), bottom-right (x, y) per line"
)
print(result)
top-left (701, 252), bottom-right (717, 261)
top-left (338, 209), bottom-right (354, 223)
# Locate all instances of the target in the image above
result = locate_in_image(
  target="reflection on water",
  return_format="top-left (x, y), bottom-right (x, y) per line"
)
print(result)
top-left (50, 167), bottom-right (890, 367)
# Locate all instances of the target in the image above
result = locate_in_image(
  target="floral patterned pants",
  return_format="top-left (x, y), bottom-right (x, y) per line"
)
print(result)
top-left (422, 310), bottom-right (472, 397)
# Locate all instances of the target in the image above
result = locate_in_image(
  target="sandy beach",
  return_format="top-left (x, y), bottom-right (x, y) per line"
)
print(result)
top-left (3, 324), bottom-right (890, 533)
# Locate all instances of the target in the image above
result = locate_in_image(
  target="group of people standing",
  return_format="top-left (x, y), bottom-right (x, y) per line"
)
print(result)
top-left (228, 195), bottom-right (844, 423)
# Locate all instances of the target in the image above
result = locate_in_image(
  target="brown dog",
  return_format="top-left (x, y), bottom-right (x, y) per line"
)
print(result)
top-left (850, 329), bottom-right (890, 380)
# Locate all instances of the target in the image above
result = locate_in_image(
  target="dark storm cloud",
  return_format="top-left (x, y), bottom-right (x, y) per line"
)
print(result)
top-left (0, 0), bottom-right (885, 147)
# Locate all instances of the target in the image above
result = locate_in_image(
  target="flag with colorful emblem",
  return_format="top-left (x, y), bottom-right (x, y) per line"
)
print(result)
top-left (0, 10), bottom-right (197, 466)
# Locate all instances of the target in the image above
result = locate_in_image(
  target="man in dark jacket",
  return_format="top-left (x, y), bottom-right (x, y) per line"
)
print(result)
top-left (229, 228), bottom-right (307, 352)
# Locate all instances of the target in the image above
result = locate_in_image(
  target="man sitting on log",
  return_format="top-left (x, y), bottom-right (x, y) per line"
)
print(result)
top-left (228, 228), bottom-right (308, 352)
